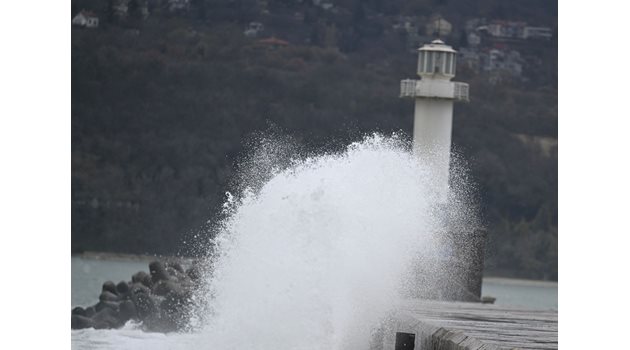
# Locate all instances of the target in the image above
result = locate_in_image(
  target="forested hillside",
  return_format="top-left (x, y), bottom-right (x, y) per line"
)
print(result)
top-left (72, 0), bottom-right (557, 280)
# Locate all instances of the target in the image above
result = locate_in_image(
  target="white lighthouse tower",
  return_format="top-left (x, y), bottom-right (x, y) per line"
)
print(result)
top-left (400, 39), bottom-right (469, 201)
top-left (401, 40), bottom-right (484, 302)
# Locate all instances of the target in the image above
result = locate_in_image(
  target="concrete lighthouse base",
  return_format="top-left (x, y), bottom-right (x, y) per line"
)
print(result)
top-left (405, 228), bottom-right (486, 303)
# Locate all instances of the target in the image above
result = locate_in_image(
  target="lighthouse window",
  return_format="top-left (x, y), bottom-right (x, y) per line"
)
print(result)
top-left (426, 52), bottom-right (434, 73)
top-left (445, 53), bottom-right (453, 74)
top-left (435, 52), bottom-right (442, 73)
top-left (452, 55), bottom-right (457, 75)
top-left (418, 51), bottom-right (425, 73)
top-left (424, 52), bottom-right (429, 72)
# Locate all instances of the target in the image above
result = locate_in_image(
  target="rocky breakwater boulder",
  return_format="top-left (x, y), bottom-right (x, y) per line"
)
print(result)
top-left (71, 260), bottom-right (204, 332)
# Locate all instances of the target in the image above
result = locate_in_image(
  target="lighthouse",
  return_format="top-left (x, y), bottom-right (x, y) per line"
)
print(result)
top-left (401, 40), bottom-right (484, 302)
top-left (400, 39), bottom-right (469, 201)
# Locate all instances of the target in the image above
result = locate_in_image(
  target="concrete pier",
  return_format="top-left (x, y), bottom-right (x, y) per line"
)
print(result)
top-left (380, 300), bottom-right (557, 349)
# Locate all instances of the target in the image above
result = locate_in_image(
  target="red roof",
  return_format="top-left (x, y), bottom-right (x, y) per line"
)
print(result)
top-left (257, 37), bottom-right (290, 46)
top-left (79, 10), bottom-right (98, 18)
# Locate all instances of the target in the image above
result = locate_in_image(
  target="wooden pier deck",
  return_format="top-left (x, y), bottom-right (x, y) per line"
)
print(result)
top-left (381, 299), bottom-right (557, 350)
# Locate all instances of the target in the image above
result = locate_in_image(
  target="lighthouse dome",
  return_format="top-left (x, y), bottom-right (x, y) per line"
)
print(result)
top-left (417, 39), bottom-right (457, 80)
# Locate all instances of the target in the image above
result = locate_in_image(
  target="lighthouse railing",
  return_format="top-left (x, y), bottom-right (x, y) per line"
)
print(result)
top-left (453, 82), bottom-right (469, 102)
top-left (400, 79), bottom-right (469, 101)
top-left (400, 79), bottom-right (417, 97)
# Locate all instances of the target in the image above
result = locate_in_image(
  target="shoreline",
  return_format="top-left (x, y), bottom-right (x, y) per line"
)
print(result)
top-left (483, 276), bottom-right (558, 287)
top-left (72, 251), bottom-right (195, 265)
top-left (72, 252), bottom-right (557, 285)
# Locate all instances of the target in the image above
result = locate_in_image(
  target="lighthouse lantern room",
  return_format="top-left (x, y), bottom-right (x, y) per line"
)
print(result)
top-left (417, 39), bottom-right (457, 78)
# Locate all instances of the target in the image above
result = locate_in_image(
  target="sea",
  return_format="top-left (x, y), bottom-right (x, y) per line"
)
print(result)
top-left (71, 256), bottom-right (557, 349)
top-left (71, 257), bottom-right (557, 310)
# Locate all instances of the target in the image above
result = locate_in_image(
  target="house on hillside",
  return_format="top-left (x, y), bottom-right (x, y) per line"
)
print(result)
top-left (112, 0), bottom-right (149, 21)
top-left (320, 3), bottom-right (334, 11)
top-left (113, 0), bottom-right (128, 20)
top-left (458, 48), bottom-right (481, 72)
top-left (72, 10), bottom-right (99, 28)
top-left (425, 16), bottom-right (452, 37)
top-left (168, 0), bottom-right (190, 12)
top-left (483, 20), bottom-right (527, 39)
top-left (523, 26), bottom-right (553, 40)
top-left (465, 18), bottom-right (483, 32)
top-left (467, 32), bottom-right (481, 47)
top-left (244, 22), bottom-right (264, 38)
top-left (480, 49), bottom-right (524, 78)
top-left (476, 20), bottom-right (552, 41)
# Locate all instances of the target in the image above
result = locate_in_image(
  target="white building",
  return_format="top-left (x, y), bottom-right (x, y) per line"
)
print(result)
top-left (487, 21), bottom-right (526, 38)
top-left (168, 0), bottom-right (190, 12)
top-left (72, 11), bottom-right (99, 28)
top-left (467, 32), bottom-right (481, 47)
top-left (321, 3), bottom-right (334, 11)
top-left (425, 17), bottom-right (452, 37)
top-left (244, 22), bottom-right (264, 38)
top-left (523, 26), bottom-right (553, 40)
top-left (458, 48), bottom-right (481, 71)
top-left (112, 0), bottom-right (150, 20)
top-left (476, 21), bottom-right (552, 41)
top-left (481, 49), bottom-right (523, 77)
top-left (464, 18), bottom-right (482, 32)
